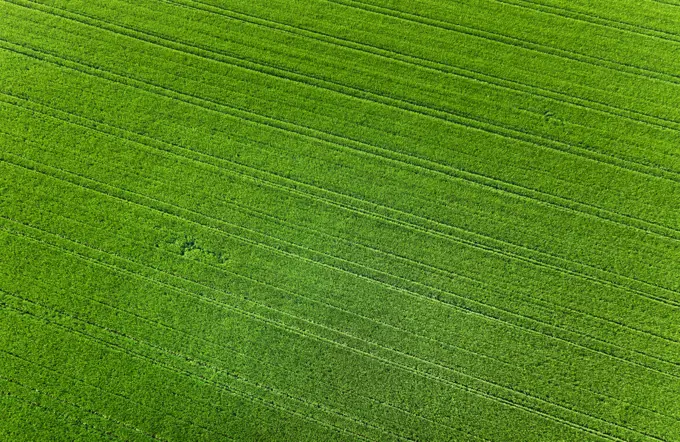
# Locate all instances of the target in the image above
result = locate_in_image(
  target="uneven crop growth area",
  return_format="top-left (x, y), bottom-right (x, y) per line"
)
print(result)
top-left (1, 0), bottom-right (680, 440)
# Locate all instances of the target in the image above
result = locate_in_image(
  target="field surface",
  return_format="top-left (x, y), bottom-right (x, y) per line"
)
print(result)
top-left (1, 0), bottom-right (680, 440)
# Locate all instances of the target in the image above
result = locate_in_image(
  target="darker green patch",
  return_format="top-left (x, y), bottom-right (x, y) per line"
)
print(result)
top-left (166, 235), bottom-right (229, 266)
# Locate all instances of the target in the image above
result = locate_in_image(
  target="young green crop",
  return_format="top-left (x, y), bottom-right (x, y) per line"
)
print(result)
top-left (2, 0), bottom-right (680, 440)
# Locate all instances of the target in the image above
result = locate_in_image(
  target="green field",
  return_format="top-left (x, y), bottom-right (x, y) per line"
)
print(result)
top-left (1, 0), bottom-right (680, 440)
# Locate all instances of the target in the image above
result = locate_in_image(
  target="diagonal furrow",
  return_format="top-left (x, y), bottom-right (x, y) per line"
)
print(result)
top-left (0, 294), bottom-right (383, 442)
top-left (0, 223), bottom-right (646, 441)
top-left (5, 149), bottom-right (680, 385)
top-left (166, 0), bottom-right (680, 131)
top-left (3, 95), bottom-right (677, 372)
top-left (2, 41), bottom-right (680, 313)
top-left (15, 0), bottom-right (680, 243)
top-left (0, 349), bottom-right (236, 440)
top-left (326, 0), bottom-right (680, 85)
top-left (491, 0), bottom-right (680, 43)
top-left (0, 391), bottom-right (123, 441)
top-left (0, 375), bottom-right (161, 441)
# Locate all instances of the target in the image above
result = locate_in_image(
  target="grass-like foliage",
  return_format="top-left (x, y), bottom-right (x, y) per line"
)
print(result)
top-left (1, 0), bottom-right (680, 440)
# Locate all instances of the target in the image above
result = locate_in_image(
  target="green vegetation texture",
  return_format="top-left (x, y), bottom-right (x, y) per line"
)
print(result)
top-left (1, 0), bottom-right (680, 440)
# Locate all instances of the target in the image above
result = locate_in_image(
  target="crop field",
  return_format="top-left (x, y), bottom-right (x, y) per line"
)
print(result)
top-left (1, 0), bottom-right (680, 440)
